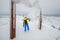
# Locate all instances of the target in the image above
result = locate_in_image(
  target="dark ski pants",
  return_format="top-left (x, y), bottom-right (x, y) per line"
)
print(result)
top-left (24, 24), bottom-right (29, 32)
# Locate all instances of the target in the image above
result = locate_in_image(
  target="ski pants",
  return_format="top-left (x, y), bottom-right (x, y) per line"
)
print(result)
top-left (23, 24), bottom-right (29, 32)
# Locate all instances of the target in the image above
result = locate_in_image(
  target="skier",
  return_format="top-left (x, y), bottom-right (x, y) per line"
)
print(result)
top-left (23, 16), bottom-right (30, 32)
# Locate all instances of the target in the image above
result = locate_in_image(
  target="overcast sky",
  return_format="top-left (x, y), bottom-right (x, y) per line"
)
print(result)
top-left (0, 0), bottom-right (60, 15)
top-left (0, 0), bottom-right (11, 14)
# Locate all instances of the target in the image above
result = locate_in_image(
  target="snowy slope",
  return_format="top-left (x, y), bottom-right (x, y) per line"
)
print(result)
top-left (0, 18), bottom-right (10, 40)
top-left (0, 16), bottom-right (60, 40)
top-left (45, 16), bottom-right (60, 30)
top-left (14, 15), bottom-right (60, 40)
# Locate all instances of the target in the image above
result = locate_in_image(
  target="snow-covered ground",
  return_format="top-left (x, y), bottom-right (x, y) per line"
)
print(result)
top-left (0, 17), bottom-right (10, 40)
top-left (0, 15), bottom-right (60, 40)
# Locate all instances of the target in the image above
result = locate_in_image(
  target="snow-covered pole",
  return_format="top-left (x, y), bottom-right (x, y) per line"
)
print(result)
top-left (10, 0), bottom-right (16, 39)
top-left (39, 8), bottom-right (42, 30)
top-left (33, 0), bottom-right (42, 30)
top-left (10, 0), bottom-right (21, 39)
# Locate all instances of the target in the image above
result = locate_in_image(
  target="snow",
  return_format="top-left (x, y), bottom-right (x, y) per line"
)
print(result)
top-left (0, 18), bottom-right (10, 40)
top-left (15, 16), bottom-right (60, 40)
top-left (0, 16), bottom-right (60, 40)
top-left (0, 0), bottom-right (60, 40)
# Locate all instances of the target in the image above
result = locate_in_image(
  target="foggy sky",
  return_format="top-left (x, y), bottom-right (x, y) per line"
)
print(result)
top-left (0, 0), bottom-right (60, 15)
